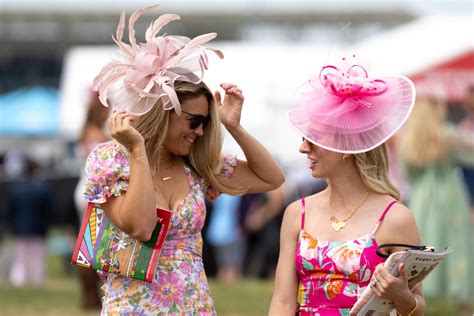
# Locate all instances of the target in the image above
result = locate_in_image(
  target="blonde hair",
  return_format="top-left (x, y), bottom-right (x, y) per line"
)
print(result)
top-left (399, 99), bottom-right (447, 166)
top-left (353, 144), bottom-right (401, 200)
top-left (133, 81), bottom-right (244, 195)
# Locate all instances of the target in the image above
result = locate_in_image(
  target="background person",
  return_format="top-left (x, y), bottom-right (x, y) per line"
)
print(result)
top-left (6, 156), bottom-right (53, 287)
top-left (73, 90), bottom-right (110, 310)
top-left (458, 85), bottom-right (474, 221)
top-left (206, 193), bottom-right (246, 283)
top-left (399, 97), bottom-right (474, 313)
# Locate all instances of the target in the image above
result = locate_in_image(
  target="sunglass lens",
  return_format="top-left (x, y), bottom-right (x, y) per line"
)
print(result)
top-left (189, 115), bottom-right (210, 129)
top-left (189, 117), bottom-right (199, 130)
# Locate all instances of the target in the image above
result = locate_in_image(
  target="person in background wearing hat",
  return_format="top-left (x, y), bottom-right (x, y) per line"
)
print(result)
top-left (81, 5), bottom-right (284, 315)
top-left (269, 61), bottom-right (424, 315)
top-left (399, 97), bottom-right (474, 315)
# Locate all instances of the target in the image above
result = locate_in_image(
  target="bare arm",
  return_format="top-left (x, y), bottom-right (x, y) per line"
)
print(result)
top-left (101, 112), bottom-right (156, 242)
top-left (268, 201), bottom-right (301, 315)
top-left (216, 83), bottom-right (285, 194)
top-left (373, 203), bottom-right (425, 316)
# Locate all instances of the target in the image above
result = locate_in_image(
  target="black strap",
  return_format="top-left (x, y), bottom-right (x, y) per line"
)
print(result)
top-left (376, 243), bottom-right (432, 259)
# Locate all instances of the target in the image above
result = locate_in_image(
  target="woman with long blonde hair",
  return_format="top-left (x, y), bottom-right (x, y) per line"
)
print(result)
top-left (399, 97), bottom-right (474, 312)
top-left (80, 6), bottom-right (284, 314)
top-left (269, 62), bottom-right (425, 315)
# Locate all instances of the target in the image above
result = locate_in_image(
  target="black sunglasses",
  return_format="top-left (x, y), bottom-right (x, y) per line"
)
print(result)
top-left (181, 110), bottom-right (210, 130)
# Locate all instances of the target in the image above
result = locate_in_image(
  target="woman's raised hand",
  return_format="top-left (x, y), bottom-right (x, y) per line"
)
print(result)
top-left (214, 83), bottom-right (244, 129)
top-left (108, 110), bottom-right (144, 151)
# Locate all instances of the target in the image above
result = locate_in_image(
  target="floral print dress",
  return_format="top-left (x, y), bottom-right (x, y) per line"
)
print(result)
top-left (83, 141), bottom-right (236, 315)
top-left (295, 198), bottom-right (397, 315)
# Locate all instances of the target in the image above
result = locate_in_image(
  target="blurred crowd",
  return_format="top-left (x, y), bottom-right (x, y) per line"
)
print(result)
top-left (0, 86), bottom-right (473, 311)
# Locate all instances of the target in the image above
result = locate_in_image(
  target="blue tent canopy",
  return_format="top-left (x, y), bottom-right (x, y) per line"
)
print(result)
top-left (0, 87), bottom-right (59, 136)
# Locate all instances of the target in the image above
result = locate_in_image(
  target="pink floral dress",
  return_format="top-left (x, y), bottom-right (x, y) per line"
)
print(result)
top-left (295, 198), bottom-right (397, 315)
top-left (83, 141), bottom-right (236, 315)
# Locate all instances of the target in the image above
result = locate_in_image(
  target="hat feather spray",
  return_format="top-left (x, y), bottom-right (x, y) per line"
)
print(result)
top-left (93, 4), bottom-right (224, 116)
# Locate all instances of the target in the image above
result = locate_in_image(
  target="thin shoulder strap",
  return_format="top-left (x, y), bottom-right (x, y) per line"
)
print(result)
top-left (183, 161), bottom-right (198, 189)
top-left (372, 200), bottom-right (398, 234)
top-left (301, 197), bottom-right (306, 229)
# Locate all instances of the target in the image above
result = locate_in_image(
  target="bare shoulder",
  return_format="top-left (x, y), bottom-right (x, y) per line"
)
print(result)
top-left (281, 198), bottom-right (304, 238)
top-left (384, 202), bottom-right (417, 229)
top-left (284, 199), bottom-right (303, 224)
top-left (377, 200), bottom-right (421, 246)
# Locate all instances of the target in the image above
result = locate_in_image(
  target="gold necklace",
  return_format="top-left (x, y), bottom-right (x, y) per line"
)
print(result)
top-left (329, 189), bottom-right (370, 232)
top-left (155, 157), bottom-right (178, 181)
top-left (161, 163), bottom-right (174, 181)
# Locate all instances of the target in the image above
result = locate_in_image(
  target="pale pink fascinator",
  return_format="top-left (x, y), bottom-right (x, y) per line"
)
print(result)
top-left (93, 5), bottom-right (224, 115)
top-left (288, 60), bottom-right (416, 154)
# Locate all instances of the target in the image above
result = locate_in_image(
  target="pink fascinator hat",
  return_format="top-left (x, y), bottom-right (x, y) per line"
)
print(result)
top-left (93, 5), bottom-right (224, 115)
top-left (288, 60), bottom-right (416, 154)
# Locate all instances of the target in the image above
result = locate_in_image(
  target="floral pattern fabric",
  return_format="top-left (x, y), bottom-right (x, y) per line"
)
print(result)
top-left (295, 199), bottom-right (397, 315)
top-left (83, 141), bottom-right (237, 315)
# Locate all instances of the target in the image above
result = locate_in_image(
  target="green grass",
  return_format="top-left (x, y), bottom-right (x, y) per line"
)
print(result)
top-left (0, 277), bottom-right (469, 315)
top-left (0, 278), bottom-right (96, 316)
top-left (0, 255), bottom-right (470, 315)
top-left (211, 279), bottom-right (273, 316)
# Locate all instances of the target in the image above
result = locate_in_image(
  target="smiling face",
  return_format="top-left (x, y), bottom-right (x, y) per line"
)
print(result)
top-left (299, 138), bottom-right (345, 179)
top-left (163, 95), bottom-right (209, 156)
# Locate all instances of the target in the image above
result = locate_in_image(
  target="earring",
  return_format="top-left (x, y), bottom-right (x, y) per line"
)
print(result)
top-left (342, 155), bottom-right (349, 161)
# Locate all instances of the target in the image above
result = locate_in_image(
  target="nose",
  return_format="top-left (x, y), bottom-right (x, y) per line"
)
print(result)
top-left (193, 123), bottom-right (204, 137)
top-left (299, 138), bottom-right (311, 153)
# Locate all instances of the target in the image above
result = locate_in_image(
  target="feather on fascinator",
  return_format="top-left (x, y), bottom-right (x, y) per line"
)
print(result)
top-left (93, 5), bottom-right (224, 115)
top-left (288, 60), bottom-right (416, 154)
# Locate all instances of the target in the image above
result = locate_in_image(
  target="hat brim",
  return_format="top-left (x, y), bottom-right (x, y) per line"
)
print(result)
top-left (288, 76), bottom-right (415, 154)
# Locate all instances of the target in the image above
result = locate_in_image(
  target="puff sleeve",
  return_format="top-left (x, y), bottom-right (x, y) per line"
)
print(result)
top-left (83, 141), bottom-right (131, 204)
top-left (202, 155), bottom-right (238, 201)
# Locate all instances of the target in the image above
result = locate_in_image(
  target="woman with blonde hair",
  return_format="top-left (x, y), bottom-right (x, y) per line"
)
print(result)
top-left (269, 62), bottom-right (425, 315)
top-left (399, 97), bottom-right (474, 312)
top-left (81, 5), bottom-right (284, 314)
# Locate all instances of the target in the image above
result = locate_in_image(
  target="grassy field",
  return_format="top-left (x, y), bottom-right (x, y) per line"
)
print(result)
top-left (0, 255), bottom-right (470, 315)
top-left (0, 277), bottom-right (274, 316)
top-left (0, 276), bottom-right (469, 315)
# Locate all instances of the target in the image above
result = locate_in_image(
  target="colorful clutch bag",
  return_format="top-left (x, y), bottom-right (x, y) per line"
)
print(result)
top-left (71, 202), bottom-right (171, 283)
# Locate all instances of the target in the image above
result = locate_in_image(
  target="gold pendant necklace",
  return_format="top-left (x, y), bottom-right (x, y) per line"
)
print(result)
top-left (330, 217), bottom-right (346, 232)
top-left (156, 156), bottom-right (179, 182)
top-left (329, 189), bottom-right (370, 232)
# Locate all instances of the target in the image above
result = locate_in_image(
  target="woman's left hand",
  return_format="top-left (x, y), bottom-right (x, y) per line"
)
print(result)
top-left (371, 263), bottom-right (413, 304)
top-left (215, 83), bottom-right (244, 129)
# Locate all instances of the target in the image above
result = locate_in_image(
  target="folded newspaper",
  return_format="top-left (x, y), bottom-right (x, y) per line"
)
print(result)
top-left (351, 246), bottom-right (453, 315)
